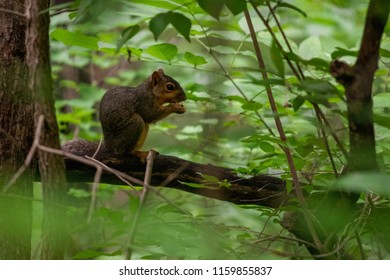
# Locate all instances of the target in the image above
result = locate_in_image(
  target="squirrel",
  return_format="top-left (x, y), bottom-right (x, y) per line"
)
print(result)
top-left (62, 69), bottom-right (186, 160)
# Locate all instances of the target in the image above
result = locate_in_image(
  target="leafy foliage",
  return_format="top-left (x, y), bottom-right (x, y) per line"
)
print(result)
top-left (150, 12), bottom-right (192, 42)
top-left (44, 0), bottom-right (390, 259)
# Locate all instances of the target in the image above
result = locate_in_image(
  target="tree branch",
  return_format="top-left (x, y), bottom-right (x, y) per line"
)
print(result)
top-left (59, 141), bottom-right (287, 209)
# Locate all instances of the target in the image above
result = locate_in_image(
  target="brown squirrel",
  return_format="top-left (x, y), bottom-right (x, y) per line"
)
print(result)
top-left (62, 69), bottom-right (186, 160)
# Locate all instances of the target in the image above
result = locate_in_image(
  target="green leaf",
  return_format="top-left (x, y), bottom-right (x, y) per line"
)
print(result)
top-left (181, 125), bottom-right (203, 134)
top-left (251, 78), bottom-right (286, 87)
top-left (179, 181), bottom-right (213, 189)
top-left (116, 25), bottom-right (140, 51)
top-left (331, 47), bottom-right (358, 59)
top-left (169, 12), bottom-right (192, 42)
top-left (298, 79), bottom-right (343, 106)
top-left (333, 172), bottom-right (390, 196)
top-left (299, 79), bottom-right (339, 95)
top-left (156, 204), bottom-right (181, 216)
top-left (197, 0), bottom-right (245, 18)
top-left (276, 2), bottom-right (307, 17)
top-left (259, 142), bottom-right (275, 153)
top-left (293, 95), bottom-right (306, 111)
top-left (149, 12), bottom-right (191, 42)
top-left (184, 52), bottom-right (207, 67)
top-left (73, 250), bottom-right (105, 260)
top-left (197, 0), bottom-right (224, 19)
top-left (306, 58), bottom-right (329, 71)
top-left (107, 211), bottom-right (124, 224)
top-left (380, 48), bottom-right (390, 58)
top-left (224, 0), bottom-right (247, 15)
top-left (299, 36), bottom-right (321, 60)
top-left (141, 254), bottom-right (168, 260)
top-left (73, 249), bottom-right (122, 260)
top-left (374, 113), bottom-right (390, 129)
top-left (146, 43), bottom-right (178, 62)
top-left (51, 28), bottom-right (99, 50)
top-left (283, 52), bottom-right (329, 71)
top-left (200, 174), bottom-right (220, 182)
top-left (270, 39), bottom-right (285, 77)
top-left (241, 101), bottom-right (262, 111)
top-left (180, 174), bottom-right (231, 190)
top-left (149, 13), bottom-right (170, 41)
top-left (199, 173), bottom-right (231, 188)
top-left (68, 188), bottom-right (90, 198)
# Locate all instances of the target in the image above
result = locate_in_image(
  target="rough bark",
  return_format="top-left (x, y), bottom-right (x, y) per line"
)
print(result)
top-left (0, 1), bottom-right (34, 260)
top-left (61, 140), bottom-right (287, 208)
top-left (26, 0), bottom-right (67, 259)
top-left (331, 0), bottom-right (390, 172)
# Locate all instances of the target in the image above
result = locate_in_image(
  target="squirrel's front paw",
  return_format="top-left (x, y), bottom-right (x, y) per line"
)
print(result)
top-left (172, 103), bottom-right (186, 114)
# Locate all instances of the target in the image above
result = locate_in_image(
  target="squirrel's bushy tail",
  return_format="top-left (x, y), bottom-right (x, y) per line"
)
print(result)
top-left (62, 139), bottom-right (104, 157)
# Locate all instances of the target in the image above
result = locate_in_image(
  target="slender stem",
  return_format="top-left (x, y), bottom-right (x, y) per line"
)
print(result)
top-left (86, 164), bottom-right (102, 223)
top-left (244, 8), bottom-right (323, 250)
top-left (315, 106), bottom-right (348, 159)
top-left (313, 106), bottom-right (339, 177)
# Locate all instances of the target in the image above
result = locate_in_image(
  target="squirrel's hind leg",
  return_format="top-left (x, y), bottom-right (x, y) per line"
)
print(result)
top-left (131, 123), bottom-right (150, 161)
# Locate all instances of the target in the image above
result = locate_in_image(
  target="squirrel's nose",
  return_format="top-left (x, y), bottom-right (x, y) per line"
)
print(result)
top-left (178, 91), bottom-right (186, 101)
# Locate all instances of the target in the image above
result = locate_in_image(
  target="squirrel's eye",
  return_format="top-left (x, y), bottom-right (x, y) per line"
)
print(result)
top-left (166, 83), bottom-right (175, 91)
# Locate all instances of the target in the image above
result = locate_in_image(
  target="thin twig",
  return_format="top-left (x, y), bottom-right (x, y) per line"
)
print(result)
top-left (354, 227), bottom-right (366, 260)
top-left (0, 7), bottom-right (25, 18)
top-left (49, 8), bottom-right (77, 17)
top-left (85, 157), bottom-right (102, 223)
top-left (125, 150), bottom-right (157, 260)
top-left (39, 145), bottom-right (144, 187)
top-left (92, 137), bottom-right (104, 159)
top-left (315, 107), bottom-right (349, 158)
top-left (160, 162), bottom-right (190, 187)
top-left (313, 107), bottom-right (339, 177)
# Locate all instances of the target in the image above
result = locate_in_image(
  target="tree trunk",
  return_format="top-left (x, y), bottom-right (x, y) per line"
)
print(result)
top-left (0, 0), bottom-right (67, 260)
top-left (0, 1), bottom-right (34, 259)
top-left (25, 0), bottom-right (67, 259)
top-left (331, 0), bottom-right (389, 172)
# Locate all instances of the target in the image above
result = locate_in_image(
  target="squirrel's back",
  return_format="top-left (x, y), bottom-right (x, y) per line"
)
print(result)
top-left (99, 86), bottom-right (141, 114)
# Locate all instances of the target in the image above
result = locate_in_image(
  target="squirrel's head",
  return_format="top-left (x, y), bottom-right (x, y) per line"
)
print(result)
top-left (150, 69), bottom-right (187, 104)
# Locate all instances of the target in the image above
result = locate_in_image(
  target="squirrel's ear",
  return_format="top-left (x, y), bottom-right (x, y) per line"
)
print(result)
top-left (157, 68), bottom-right (164, 75)
top-left (151, 70), bottom-right (162, 86)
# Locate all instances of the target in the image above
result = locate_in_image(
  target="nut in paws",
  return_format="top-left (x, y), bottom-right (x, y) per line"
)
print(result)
top-left (172, 103), bottom-right (186, 113)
